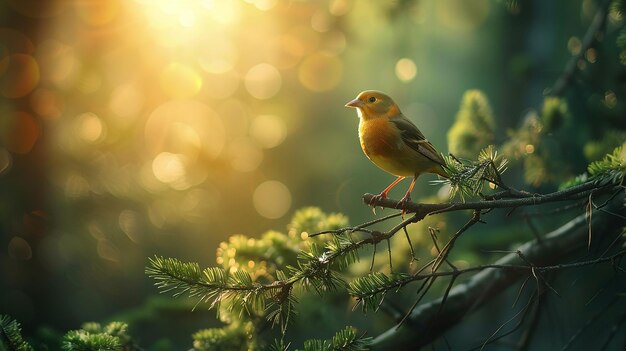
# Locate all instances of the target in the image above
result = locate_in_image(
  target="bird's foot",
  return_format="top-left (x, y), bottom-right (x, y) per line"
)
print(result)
top-left (368, 192), bottom-right (389, 215)
top-left (368, 192), bottom-right (388, 207)
top-left (396, 194), bottom-right (412, 218)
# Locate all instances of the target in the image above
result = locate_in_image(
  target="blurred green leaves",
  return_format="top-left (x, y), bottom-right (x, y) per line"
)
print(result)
top-left (447, 90), bottom-right (496, 159)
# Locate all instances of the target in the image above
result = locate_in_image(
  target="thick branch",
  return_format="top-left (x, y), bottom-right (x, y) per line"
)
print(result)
top-left (362, 181), bottom-right (611, 218)
top-left (371, 194), bottom-right (626, 350)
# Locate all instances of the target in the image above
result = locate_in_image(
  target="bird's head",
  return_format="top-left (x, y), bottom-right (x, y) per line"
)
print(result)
top-left (345, 90), bottom-right (401, 120)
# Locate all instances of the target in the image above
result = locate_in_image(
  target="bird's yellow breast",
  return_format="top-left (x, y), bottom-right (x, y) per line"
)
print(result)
top-left (359, 118), bottom-right (410, 176)
top-left (358, 118), bottom-right (440, 177)
top-left (359, 118), bottom-right (400, 157)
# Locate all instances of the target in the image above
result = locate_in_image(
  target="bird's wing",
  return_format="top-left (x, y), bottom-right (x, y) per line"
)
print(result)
top-left (389, 114), bottom-right (446, 166)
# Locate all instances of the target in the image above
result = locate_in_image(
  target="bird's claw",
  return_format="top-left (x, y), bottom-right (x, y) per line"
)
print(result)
top-left (368, 193), bottom-right (388, 215)
top-left (396, 195), bottom-right (412, 218)
top-left (368, 193), bottom-right (387, 207)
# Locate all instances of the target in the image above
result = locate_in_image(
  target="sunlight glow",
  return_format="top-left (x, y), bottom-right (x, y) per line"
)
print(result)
top-left (109, 83), bottom-right (144, 120)
top-left (76, 113), bottom-right (104, 143)
top-left (152, 152), bottom-right (187, 184)
top-left (145, 100), bottom-right (225, 160)
top-left (30, 88), bottom-right (63, 120)
top-left (298, 51), bottom-right (342, 92)
top-left (253, 180), bottom-right (292, 219)
top-left (229, 138), bottom-right (264, 172)
top-left (249, 115), bottom-right (287, 149)
top-left (160, 62), bottom-right (203, 98)
top-left (245, 63), bottom-right (282, 99)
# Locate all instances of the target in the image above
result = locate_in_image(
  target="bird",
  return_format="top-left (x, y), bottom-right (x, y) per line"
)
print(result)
top-left (345, 90), bottom-right (447, 212)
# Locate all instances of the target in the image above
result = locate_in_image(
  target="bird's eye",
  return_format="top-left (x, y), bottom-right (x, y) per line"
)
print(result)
top-left (368, 96), bottom-right (376, 103)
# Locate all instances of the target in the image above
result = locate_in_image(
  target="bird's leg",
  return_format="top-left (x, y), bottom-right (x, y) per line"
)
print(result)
top-left (397, 175), bottom-right (418, 217)
top-left (369, 176), bottom-right (405, 206)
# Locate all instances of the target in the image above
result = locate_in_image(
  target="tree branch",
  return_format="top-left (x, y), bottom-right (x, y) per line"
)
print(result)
top-left (362, 180), bottom-right (612, 218)
top-left (370, 193), bottom-right (626, 350)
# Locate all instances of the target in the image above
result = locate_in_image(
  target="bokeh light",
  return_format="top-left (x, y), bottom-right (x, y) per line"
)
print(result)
top-left (152, 152), bottom-right (187, 185)
top-left (0, 28), bottom-right (34, 54)
top-left (145, 100), bottom-right (225, 160)
top-left (0, 53), bottom-right (39, 98)
top-left (298, 51), bottom-right (342, 92)
top-left (0, 148), bottom-right (12, 176)
top-left (245, 63), bottom-right (282, 99)
top-left (395, 58), bottom-right (418, 82)
top-left (118, 210), bottom-right (142, 244)
top-left (2, 111), bottom-right (39, 154)
top-left (8, 237), bottom-right (32, 260)
top-left (160, 62), bottom-right (203, 98)
top-left (229, 138), bottom-right (264, 172)
top-left (75, 113), bottom-right (105, 144)
top-left (252, 180), bottom-right (292, 219)
top-left (30, 88), bottom-right (64, 120)
top-left (36, 39), bottom-right (78, 88)
top-left (249, 115), bottom-right (287, 149)
top-left (436, 0), bottom-right (490, 30)
top-left (203, 70), bottom-right (240, 99)
top-left (109, 82), bottom-right (144, 120)
top-left (75, 0), bottom-right (120, 26)
top-left (198, 37), bottom-right (238, 74)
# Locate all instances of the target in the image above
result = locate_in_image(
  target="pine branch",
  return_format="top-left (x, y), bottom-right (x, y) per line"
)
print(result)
top-left (0, 315), bottom-right (33, 351)
top-left (370, 193), bottom-right (626, 350)
top-left (146, 220), bottom-right (413, 332)
top-left (62, 330), bottom-right (121, 351)
top-left (302, 326), bottom-right (372, 351)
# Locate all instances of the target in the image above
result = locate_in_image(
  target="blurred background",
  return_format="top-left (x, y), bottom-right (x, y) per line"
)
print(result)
top-left (1, 0), bottom-right (624, 349)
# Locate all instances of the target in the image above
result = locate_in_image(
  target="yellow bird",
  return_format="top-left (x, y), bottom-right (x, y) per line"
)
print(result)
top-left (345, 90), bottom-right (447, 209)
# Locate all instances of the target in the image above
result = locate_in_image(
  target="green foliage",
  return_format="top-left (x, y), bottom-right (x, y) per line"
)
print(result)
top-left (583, 131), bottom-right (626, 162)
top-left (501, 97), bottom-right (570, 186)
top-left (61, 322), bottom-right (136, 351)
top-left (0, 315), bottom-right (33, 351)
top-left (62, 330), bottom-right (121, 351)
top-left (192, 323), bottom-right (255, 351)
top-left (587, 143), bottom-right (626, 184)
top-left (266, 327), bottom-right (371, 351)
top-left (324, 234), bottom-right (360, 270)
top-left (560, 143), bottom-right (626, 189)
top-left (540, 96), bottom-right (568, 132)
top-left (213, 208), bottom-right (349, 287)
top-left (348, 272), bottom-right (411, 312)
top-left (145, 256), bottom-right (215, 299)
top-left (436, 145), bottom-right (509, 200)
top-left (612, 0), bottom-right (626, 16)
top-left (288, 207), bottom-right (349, 237)
top-left (146, 208), bottom-right (360, 346)
top-left (301, 327), bottom-right (371, 351)
top-left (447, 90), bottom-right (496, 159)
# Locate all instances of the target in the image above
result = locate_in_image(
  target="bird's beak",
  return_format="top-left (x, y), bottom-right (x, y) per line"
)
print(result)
top-left (345, 98), bottom-right (363, 108)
